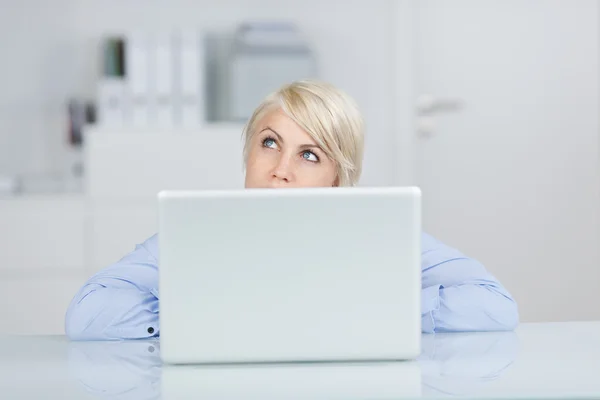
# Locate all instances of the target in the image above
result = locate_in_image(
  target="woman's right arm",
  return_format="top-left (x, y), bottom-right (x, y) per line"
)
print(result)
top-left (65, 234), bottom-right (161, 340)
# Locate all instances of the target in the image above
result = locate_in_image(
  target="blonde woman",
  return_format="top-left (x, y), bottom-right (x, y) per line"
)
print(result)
top-left (65, 80), bottom-right (518, 340)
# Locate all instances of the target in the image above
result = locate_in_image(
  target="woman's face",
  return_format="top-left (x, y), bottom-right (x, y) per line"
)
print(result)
top-left (245, 108), bottom-right (338, 188)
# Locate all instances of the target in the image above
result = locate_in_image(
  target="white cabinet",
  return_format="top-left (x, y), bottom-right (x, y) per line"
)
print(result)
top-left (83, 127), bottom-right (247, 272)
top-left (0, 196), bottom-right (86, 271)
top-left (0, 275), bottom-right (87, 335)
top-left (87, 201), bottom-right (157, 273)
top-left (0, 127), bottom-right (250, 333)
top-left (0, 197), bottom-right (159, 335)
top-left (84, 126), bottom-right (245, 198)
top-left (0, 197), bottom-right (160, 334)
top-left (0, 196), bottom-right (87, 334)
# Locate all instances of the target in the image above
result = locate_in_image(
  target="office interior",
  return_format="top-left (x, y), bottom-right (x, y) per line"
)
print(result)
top-left (0, 0), bottom-right (599, 370)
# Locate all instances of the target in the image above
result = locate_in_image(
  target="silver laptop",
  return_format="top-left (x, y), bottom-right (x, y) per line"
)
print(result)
top-left (158, 187), bottom-right (421, 364)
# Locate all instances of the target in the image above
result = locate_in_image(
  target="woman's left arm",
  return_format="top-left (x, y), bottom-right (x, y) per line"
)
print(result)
top-left (420, 233), bottom-right (519, 333)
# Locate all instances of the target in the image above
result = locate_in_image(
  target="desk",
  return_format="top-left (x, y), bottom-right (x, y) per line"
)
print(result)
top-left (0, 322), bottom-right (599, 399)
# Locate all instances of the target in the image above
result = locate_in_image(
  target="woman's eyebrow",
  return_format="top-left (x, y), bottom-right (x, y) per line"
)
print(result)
top-left (259, 127), bottom-right (284, 143)
top-left (298, 144), bottom-right (322, 151)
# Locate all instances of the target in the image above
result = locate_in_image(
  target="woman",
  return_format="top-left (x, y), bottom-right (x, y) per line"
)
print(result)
top-left (65, 80), bottom-right (518, 340)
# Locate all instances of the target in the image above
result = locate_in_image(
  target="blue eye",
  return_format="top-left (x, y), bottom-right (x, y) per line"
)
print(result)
top-left (302, 151), bottom-right (319, 162)
top-left (263, 138), bottom-right (277, 149)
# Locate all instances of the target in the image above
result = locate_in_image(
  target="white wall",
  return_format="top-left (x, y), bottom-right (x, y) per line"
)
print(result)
top-left (0, 0), bottom-right (75, 177)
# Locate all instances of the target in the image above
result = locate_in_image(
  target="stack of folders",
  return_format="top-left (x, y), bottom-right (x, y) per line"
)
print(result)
top-left (97, 31), bottom-right (206, 129)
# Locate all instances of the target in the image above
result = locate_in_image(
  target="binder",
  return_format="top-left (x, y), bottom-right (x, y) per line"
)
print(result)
top-left (97, 38), bottom-right (126, 126)
top-left (176, 31), bottom-right (205, 127)
top-left (154, 32), bottom-right (175, 127)
top-left (126, 32), bottom-right (151, 127)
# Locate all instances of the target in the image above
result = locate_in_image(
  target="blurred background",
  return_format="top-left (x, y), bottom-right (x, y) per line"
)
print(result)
top-left (0, 0), bottom-right (598, 334)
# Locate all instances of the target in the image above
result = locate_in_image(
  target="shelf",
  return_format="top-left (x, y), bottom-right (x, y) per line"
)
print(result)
top-left (84, 122), bottom-right (246, 136)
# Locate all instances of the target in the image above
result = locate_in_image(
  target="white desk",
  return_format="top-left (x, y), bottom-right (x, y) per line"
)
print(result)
top-left (1, 321), bottom-right (599, 399)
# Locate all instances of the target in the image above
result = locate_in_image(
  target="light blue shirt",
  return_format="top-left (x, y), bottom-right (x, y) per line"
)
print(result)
top-left (65, 233), bottom-right (518, 340)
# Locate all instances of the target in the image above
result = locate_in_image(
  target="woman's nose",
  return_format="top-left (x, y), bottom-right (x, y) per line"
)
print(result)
top-left (272, 155), bottom-right (294, 183)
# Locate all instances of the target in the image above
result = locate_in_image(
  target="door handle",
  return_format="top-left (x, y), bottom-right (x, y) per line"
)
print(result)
top-left (416, 94), bottom-right (464, 114)
top-left (415, 95), bottom-right (464, 137)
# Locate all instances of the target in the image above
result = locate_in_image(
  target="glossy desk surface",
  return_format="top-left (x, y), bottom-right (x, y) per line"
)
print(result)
top-left (1, 322), bottom-right (599, 399)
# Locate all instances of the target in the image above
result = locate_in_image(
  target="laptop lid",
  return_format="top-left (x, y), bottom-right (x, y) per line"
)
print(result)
top-left (158, 187), bottom-right (421, 364)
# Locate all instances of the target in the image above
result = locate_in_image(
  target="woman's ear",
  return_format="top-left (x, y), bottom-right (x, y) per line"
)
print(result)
top-left (332, 175), bottom-right (340, 187)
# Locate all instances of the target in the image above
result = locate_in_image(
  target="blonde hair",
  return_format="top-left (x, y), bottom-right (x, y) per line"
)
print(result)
top-left (242, 80), bottom-right (364, 187)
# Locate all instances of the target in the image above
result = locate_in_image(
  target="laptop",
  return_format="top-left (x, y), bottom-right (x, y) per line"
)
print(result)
top-left (158, 187), bottom-right (421, 364)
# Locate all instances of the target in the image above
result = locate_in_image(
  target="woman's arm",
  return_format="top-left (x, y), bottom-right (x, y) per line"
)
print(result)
top-left (65, 235), bottom-right (160, 340)
top-left (420, 233), bottom-right (519, 333)
top-left (66, 231), bottom-right (518, 338)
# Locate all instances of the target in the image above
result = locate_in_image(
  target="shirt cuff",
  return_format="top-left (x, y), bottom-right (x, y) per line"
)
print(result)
top-left (145, 321), bottom-right (160, 338)
top-left (421, 285), bottom-right (441, 333)
top-left (107, 318), bottom-right (160, 339)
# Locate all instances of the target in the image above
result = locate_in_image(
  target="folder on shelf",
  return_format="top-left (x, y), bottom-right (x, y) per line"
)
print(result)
top-left (154, 32), bottom-right (175, 127)
top-left (176, 31), bottom-right (205, 127)
top-left (97, 38), bottom-right (126, 126)
top-left (126, 32), bottom-right (151, 127)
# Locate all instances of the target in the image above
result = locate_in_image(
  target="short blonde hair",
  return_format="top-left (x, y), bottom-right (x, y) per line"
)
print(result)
top-left (242, 80), bottom-right (364, 187)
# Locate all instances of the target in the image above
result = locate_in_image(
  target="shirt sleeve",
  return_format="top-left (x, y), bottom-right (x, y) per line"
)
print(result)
top-left (420, 232), bottom-right (519, 333)
top-left (65, 234), bottom-right (160, 340)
